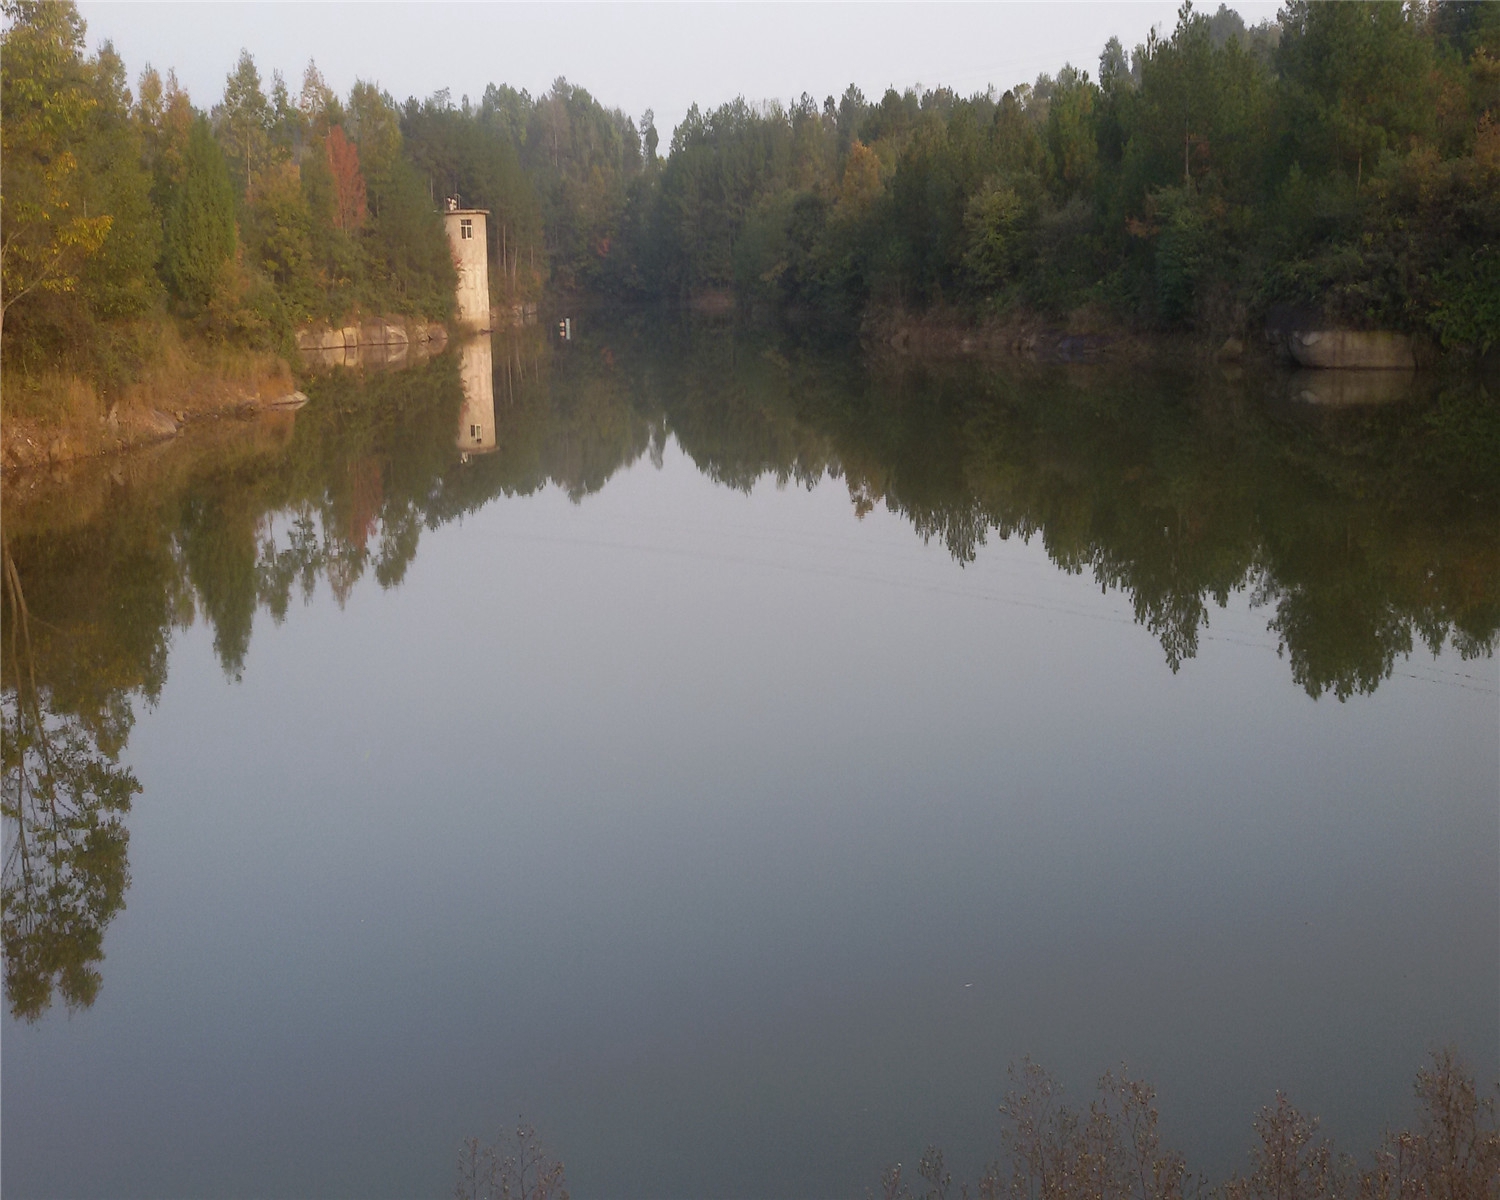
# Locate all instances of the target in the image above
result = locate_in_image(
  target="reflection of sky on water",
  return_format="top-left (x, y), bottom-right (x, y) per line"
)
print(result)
top-left (4, 430), bottom-right (1495, 1200)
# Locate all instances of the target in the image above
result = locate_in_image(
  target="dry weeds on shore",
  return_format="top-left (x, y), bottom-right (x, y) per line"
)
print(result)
top-left (1, 317), bottom-right (293, 470)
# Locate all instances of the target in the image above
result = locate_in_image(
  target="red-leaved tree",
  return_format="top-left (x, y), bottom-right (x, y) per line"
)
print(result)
top-left (325, 125), bottom-right (367, 233)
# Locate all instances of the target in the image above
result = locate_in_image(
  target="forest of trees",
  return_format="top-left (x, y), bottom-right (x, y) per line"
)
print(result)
top-left (0, 0), bottom-right (657, 398)
top-left (3, 0), bottom-right (1500, 421)
top-left (633, 0), bottom-right (1500, 347)
top-left (1, 0), bottom-right (453, 391)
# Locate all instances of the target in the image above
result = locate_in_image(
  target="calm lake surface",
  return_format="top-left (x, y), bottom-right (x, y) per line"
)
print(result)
top-left (3, 318), bottom-right (1497, 1199)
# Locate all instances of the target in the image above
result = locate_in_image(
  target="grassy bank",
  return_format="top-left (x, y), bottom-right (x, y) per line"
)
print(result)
top-left (1, 314), bottom-right (294, 472)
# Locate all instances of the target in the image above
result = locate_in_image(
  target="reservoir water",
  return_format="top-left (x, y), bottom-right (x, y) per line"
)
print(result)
top-left (3, 319), bottom-right (1497, 1198)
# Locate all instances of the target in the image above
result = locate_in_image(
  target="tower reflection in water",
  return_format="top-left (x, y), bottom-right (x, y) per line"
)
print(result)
top-left (456, 336), bottom-right (496, 459)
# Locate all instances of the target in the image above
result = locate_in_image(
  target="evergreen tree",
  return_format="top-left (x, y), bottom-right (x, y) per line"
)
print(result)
top-left (161, 117), bottom-right (236, 312)
top-left (135, 65), bottom-right (194, 211)
top-left (244, 158), bottom-right (314, 319)
top-left (77, 41), bottom-right (160, 321)
top-left (212, 49), bottom-right (272, 199)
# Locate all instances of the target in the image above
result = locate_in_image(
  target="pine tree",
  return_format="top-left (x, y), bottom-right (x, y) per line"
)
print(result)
top-left (161, 117), bottom-right (236, 311)
top-left (212, 49), bottom-right (271, 199)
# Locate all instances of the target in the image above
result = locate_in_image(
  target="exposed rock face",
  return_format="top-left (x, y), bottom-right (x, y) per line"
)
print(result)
top-left (360, 321), bottom-right (410, 347)
top-left (1263, 303), bottom-right (1322, 358)
top-left (141, 410), bottom-right (180, 438)
top-left (1289, 330), bottom-right (1415, 370)
top-left (295, 319), bottom-right (449, 369)
top-left (295, 327), bottom-right (345, 352)
top-left (299, 347), bottom-right (351, 370)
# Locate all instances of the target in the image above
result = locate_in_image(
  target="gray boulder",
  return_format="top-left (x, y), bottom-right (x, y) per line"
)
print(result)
top-left (1289, 330), bottom-right (1415, 370)
top-left (295, 327), bottom-right (344, 351)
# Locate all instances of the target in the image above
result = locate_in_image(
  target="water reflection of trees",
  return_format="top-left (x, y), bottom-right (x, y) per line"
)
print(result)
top-left (2, 325), bottom-right (1495, 1015)
top-left (641, 325), bottom-right (1497, 700)
top-left (2, 541), bottom-right (140, 1020)
top-left (6, 318), bottom-right (1497, 707)
top-left (0, 353), bottom-right (471, 1015)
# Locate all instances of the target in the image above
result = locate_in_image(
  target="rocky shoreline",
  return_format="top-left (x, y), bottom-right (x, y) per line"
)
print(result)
top-left (859, 307), bottom-right (1195, 365)
top-left (294, 316), bottom-right (449, 368)
top-left (0, 303), bottom-right (1454, 481)
top-left (857, 305), bottom-right (1427, 371)
top-left (2, 316), bottom-right (452, 477)
top-left (2, 382), bottom-right (309, 475)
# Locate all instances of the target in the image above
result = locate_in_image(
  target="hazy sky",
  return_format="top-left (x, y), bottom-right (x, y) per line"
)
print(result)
top-left (76, 2), bottom-right (1282, 138)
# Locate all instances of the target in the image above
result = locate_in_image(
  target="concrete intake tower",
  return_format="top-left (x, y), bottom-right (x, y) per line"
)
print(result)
top-left (443, 198), bottom-right (491, 332)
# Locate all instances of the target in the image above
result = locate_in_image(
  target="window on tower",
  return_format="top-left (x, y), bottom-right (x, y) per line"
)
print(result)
top-left (460, 218), bottom-right (473, 240)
